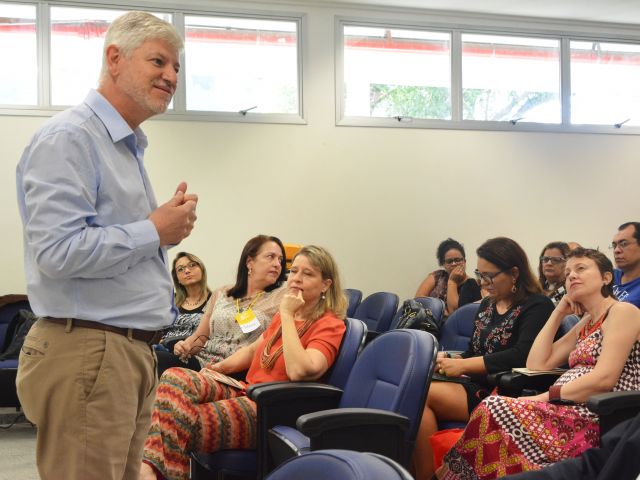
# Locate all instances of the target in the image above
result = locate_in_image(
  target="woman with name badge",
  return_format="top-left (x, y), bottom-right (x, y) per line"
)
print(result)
top-left (157, 235), bottom-right (288, 375)
top-left (140, 245), bottom-right (348, 480)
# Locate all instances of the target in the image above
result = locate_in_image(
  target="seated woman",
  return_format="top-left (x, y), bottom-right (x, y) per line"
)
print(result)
top-left (140, 245), bottom-right (348, 480)
top-left (436, 248), bottom-right (640, 479)
top-left (414, 237), bottom-right (555, 480)
top-left (538, 241), bottom-right (570, 305)
top-left (155, 235), bottom-right (287, 376)
top-left (415, 238), bottom-right (481, 315)
top-left (156, 252), bottom-right (212, 354)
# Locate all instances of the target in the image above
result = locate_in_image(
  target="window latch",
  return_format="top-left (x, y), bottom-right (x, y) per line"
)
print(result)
top-left (239, 106), bottom-right (258, 116)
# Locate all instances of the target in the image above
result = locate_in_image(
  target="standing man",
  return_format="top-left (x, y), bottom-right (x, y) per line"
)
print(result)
top-left (16, 12), bottom-right (196, 480)
top-left (611, 222), bottom-right (640, 308)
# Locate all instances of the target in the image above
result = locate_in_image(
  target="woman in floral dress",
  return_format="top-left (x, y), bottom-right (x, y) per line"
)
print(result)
top-left (437, 248), bottom-right (640, 479)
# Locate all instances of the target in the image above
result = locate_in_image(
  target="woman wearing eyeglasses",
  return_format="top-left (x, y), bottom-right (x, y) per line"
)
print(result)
top-left (140, 246), bottom-right (347, 480)
top-left (155, 235), bottom-right (288, 376)
top-left (413, 237), bottom-right (554, 480)
top-left (436, 248), bottom-right (640, 480)
top-left (415, 238), bottom-right (481, 315)
top-left (155, 252), bottom-right (213, 372)
top-left (538, 242), bottom-right (570, 306)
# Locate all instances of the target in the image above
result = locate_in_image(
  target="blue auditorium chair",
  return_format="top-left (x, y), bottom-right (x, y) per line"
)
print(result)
top-left (353, 291), bottom-right (399, 340)
top-left (265, 329), bottom-right (438, 475)
top-left (438, 302), bottom-right (479, 352)
top-left (190, 317), bottom-right (368, 480)
top-left (344, 288), bottom-right (363, 318)
top-left (266, 449), bottom-right (413, 480)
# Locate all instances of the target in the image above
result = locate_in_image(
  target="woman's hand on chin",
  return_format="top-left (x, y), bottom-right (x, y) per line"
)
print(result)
top-left (556, 295), bottom-right (583, 317)
top-left (281, 289), bottom-right (305, 317)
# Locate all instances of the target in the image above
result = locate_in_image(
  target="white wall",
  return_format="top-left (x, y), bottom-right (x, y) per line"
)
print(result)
top-left (2, 1), bottom-right (639, 300)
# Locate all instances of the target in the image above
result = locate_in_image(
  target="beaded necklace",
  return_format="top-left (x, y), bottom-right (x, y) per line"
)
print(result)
top-left (260, 316), bottom-right (315, 371)
top-left (578, 305), bottom-right (613, 341)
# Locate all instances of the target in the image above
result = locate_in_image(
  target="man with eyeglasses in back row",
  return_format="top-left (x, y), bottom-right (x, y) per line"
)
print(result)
top-left (611, 222), bottom-right (640, 308)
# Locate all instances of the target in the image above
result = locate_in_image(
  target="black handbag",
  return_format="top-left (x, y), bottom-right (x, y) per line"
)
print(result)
top-left (396, 299), bottom-right (441, 338)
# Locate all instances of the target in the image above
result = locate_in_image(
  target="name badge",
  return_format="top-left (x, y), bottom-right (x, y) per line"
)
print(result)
top-left (235, 308), bottom-right (261, 333)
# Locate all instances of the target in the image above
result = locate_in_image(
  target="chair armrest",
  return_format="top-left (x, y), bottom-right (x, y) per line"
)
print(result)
top-left (298, 407), bottom-right (409, 436)
top-left (486, 370), bottom-right (510, 387)
top-left (249, 382), bottom-right (343, 408)
top-left (587, 391), bottom-right (640, 437)
top-left (495, 371), bottom-right (561, 397)
top-left (586, 391), bottom-right (640, 414)
top-left (296, 407), bottom-right (410, 464)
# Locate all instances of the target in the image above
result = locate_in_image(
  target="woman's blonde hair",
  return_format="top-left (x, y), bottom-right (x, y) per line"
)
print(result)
top-left (293, 245), bottom-right (348, 321)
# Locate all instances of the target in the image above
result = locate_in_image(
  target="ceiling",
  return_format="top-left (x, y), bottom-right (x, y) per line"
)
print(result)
top-left (327, 0), bottom-right (640, 25)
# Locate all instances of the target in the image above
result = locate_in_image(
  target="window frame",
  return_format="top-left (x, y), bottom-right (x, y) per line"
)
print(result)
top-left (337, 15), bottom-right (640, 135)
top-left (0, 0), bottom-right (307, 125)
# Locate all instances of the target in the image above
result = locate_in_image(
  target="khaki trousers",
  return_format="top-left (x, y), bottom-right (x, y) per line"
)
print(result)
top-left (16, 318), bottom-right (158, 480)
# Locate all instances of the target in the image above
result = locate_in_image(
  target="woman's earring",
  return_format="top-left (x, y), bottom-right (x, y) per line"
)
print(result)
top-left (321, 292), bottom-right (326, 300)
top-left (511, 279), bottom-right (517, 293)
top-left (248, 267), bottom-right (252, 276)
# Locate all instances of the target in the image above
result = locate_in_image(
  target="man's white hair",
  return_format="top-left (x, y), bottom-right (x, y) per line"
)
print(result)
top-left (99, 11), bottom-right (183, 82)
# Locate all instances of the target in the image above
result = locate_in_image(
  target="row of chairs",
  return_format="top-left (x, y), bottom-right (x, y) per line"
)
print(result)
top-left (191, 319), bottom-right (439, 479)
top-left (345, 288), bottom-right (478, 350)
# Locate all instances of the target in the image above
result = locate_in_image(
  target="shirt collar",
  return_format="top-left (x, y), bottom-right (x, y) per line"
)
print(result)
top-left (84, 89), bottom-right (148, 153)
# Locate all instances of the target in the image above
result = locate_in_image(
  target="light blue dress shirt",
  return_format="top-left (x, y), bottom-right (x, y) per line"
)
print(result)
top-left (16, 89), bottom-right (177, 330)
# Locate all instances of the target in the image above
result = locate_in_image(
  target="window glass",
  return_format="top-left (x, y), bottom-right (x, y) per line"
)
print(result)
top-left (50, 7), bottom-right (172, 106)
top-left (570, 41), bottom-right (640, 126)
top-left (0, 3), bottom-right (37, 105)
top-left (462, 34), bottom-right (560, 123)
top-left (343, 25), bottom-right (451, 119)
top-left (184, 15), bottom-right (299, 114)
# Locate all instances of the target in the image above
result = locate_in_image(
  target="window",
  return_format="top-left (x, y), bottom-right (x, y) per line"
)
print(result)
top-left (342, 25), bottom-right (451, 120)
top-left (570, 41), bottom-right (640, 126)
top-left (0, 2), bottom-right (302, 123)
top-left (184, 15), bottom-right (299, 114)
top-left (0, 3), bottom-right (37, 106)
top-left (461, 34), bottom-right (560, 123)
top-left (339, 17), bottom-right (640, 133)
top-left (50, 7), bottom-right (172, 106)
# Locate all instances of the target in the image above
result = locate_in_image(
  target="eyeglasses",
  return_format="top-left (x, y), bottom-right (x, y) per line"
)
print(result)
top-left (540, 256), bottom-right (566, 264)
top-left (176, 261), bottom-right (200, 274)
top-left (179, 335), bottom-right (210, 363)
top-left (609, 240), bottom-right (636, 250)
top-left (444, 257), bottom-right (465, 265)
top-left (474, 269), bottom-right (507, 285)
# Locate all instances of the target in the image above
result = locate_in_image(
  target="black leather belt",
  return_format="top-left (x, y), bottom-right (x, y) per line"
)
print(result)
top-left (45, 317), bottom-right (163, 345)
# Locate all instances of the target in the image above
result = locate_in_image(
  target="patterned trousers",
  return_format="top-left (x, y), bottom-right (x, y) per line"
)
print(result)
top-left (143, 367), bottom-right (257, 480)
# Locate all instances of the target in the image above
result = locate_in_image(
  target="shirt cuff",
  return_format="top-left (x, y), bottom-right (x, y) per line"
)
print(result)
top-left (126, 219), bottom-right (160, 260)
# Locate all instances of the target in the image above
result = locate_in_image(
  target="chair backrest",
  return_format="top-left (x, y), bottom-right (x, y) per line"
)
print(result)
top-left (557, 313), bottom-right (580, 338)
top-left (324, 318), bottom-right (367, 390)
top-left (0, 295), bottom-right (31, 352)
top-left (283, 243), bottom-right (302, 271)
top-left (438, 302), bottom-right (479, 351)
top-left (339, 329), bottom-right (438, 465)
top-left (353, 292), bottom-right (399, 333)
top-left (344, 289), bottom-right (363, 319)
top-left (266, 449), bottom-right (413, 480)
top-left (390, 297), bottom-right (446, 330)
